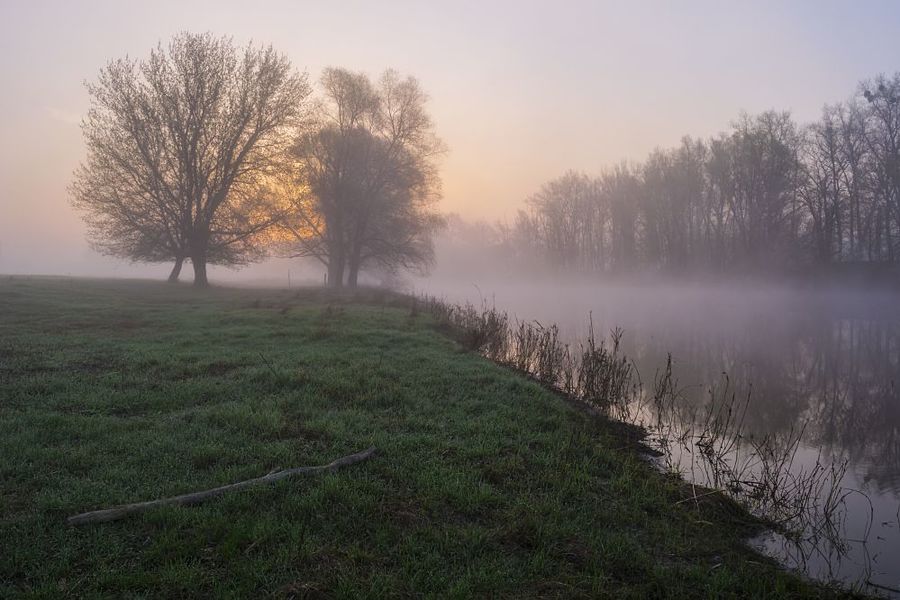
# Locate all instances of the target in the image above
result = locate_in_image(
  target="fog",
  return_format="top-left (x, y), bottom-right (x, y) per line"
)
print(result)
top-left (6, 1), bottom-right (900, 280)
top-left (5, 0), bottom-right (900, 593)
top-left (414, 259), bottom-right (900, 589)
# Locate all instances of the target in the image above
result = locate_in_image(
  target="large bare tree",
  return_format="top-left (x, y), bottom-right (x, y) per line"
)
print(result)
top-left (71, 32), bottom-right (310, 285)
top-left (282, 68), bottom-right (444, 288)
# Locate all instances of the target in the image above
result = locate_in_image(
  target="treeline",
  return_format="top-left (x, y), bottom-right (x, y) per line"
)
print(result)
top-left (505, 75), bottom-right (900, 275)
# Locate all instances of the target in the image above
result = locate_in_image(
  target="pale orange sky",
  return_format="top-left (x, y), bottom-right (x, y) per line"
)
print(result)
top-left (3, 0), bottom-right (900, 276)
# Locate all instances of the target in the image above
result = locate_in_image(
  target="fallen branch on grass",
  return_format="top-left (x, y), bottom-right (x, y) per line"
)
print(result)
top-left (67, 447), bottom-right (377, 526)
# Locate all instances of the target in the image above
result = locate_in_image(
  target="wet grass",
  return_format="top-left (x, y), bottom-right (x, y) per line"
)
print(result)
top-left (419, 296), bottom-right (864, 558)
top-left (0, 277), bottom-right (857, 598)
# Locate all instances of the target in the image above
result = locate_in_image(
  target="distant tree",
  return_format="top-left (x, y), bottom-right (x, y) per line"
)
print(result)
top-left (282, 68), bottom-right (444, 288)
top-left (726, 111), bottom-right (801, 267)
top-left (861, 75), bottom-right (900, 262)
top-left (603, 164), bottom-right (641, 271)
top-left (519, 171), bottom-right (600, 271)
top-left (835, 100), bottom-right (869, 262)
top-left (799, 105), bottom-right (850, 264)
top-left (71, 32), bottom-right (311, 285)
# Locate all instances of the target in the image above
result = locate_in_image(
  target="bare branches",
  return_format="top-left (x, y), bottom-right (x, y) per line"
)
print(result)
top-left (280, 68), bottom-right (444, 288)
top-left (508, 85), bottom-right (900, 274)
top-left (71, 43), bottom-right (443, 287)
top-left (71, 32), bottom-right (312, 285)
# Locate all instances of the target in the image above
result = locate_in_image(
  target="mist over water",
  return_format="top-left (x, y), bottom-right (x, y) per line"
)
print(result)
top-left (6, 2), bottom-right (900, 596)
top-left (414, 270), bottom-right (900, 593)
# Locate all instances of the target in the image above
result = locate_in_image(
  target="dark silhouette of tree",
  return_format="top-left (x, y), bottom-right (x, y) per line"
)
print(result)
top-left (799, 105), bottom-right (850, 264)
top-left (281, 68), bottom-right (443, 288)
top-left (860, 75), bottom-right (900, 263)
top-left (71, 32), bottom-right (311, 286)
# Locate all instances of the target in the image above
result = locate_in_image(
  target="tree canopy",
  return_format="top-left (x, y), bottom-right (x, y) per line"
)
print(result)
top-left (281, 68), bottom-right (444, 288)
top-left (71, 32), bottom-right (311, 285)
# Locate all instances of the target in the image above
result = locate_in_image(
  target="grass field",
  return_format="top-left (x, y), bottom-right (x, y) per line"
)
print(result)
top-left (0, 277), bottom-right (853, 598)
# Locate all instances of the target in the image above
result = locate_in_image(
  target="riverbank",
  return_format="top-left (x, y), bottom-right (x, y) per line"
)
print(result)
top-left (0, 277), bottom-right (858, 597)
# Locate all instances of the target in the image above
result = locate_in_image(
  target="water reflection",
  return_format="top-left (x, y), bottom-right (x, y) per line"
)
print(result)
top-left (417, 281), bottom-right (900, 594)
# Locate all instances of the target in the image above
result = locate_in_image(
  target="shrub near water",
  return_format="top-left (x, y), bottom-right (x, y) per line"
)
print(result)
top-left (420, 296), bottom-right (635, 411)
top-left (418, 294), bottom-right (861, 568)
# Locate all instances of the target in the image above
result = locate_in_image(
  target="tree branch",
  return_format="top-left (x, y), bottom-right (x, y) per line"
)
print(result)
top-left (67, 446), bottom-right (377, 526)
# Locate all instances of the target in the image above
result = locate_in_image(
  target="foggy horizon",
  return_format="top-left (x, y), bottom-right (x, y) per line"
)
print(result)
top-left (5, 1), bottom-right (900, 278)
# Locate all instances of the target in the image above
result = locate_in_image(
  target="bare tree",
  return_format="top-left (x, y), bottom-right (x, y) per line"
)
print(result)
top-left (603, 164), bottom-right (641, 271)
top-left (861, 75), bottom-right (900, 263)
top-left (494, 74), bottom-right (900, 277)
top-left (799, 105), bottom-right (850, 264)
top-left (71, 32), bottom-right (311, 285)
top-left (518, 171), bottom-right (600, 271)
top-left (282, 68), bottom-right (444, 288)
top-left (726, 112), bottom-right (801, 268)
top-left (836, 100), bottom-right (869, 262)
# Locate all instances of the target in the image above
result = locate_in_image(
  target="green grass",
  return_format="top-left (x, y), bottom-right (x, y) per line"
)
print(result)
top-left (0, 277), bottom-right (853, 598)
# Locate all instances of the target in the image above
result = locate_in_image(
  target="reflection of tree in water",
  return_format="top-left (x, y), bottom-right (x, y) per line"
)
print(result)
top-left (626, 311), bottom-right (900, 493)
top-left (800, 319), bottom-right (900, 492)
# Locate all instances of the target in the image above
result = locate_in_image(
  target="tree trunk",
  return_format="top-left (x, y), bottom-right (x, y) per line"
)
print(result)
top-left (192, 257), bottom-right (208, 287)
top-left (327, 255), bottom-right (344, 289)
top-left (347, 265), bottom-right (359, 288)
top-left (347, 254), bottom-right (360, 288)
top-left (190, 232), bottom-right (210, 287)
top-left (167, 256), bottom-right (184, 283)
top-left (346, 220), bottom-right (365, 289)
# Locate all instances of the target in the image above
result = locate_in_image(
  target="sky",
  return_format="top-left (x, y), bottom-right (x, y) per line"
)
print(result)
top-left (3, 0), bottom-right (900, 277)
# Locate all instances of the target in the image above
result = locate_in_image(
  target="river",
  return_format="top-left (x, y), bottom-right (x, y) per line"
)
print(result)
top-left (415, 279), bottom-right (900, 596)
